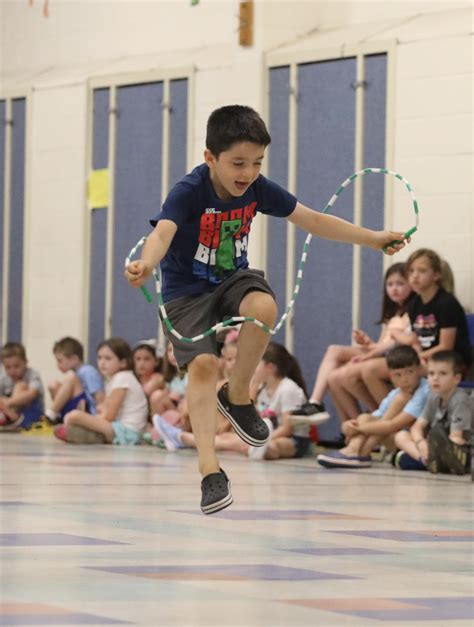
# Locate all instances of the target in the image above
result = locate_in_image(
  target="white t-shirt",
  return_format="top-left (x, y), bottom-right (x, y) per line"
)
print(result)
top-left (256, 377), bottom-right (308, 437)
top-left (105, 371), bottom-right (148, 432)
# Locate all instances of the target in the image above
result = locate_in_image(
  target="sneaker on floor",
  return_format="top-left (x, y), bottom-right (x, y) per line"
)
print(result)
top-left (217, 383), bottom-right (269, 447)
top-left (317, 450), bottom-right (372, 469)
top-left (0, 414), bottom-right (24, 431)
top-left (393, 451), bottom-right (426, 471)
top-left (200, 468), bottom-right (233, 515)
top-left (247, 418), bottom-right (274, 461)
top-left (152, 414), bottom-right (185, 451)
top-left (289, 401), bottom-right (331, 425)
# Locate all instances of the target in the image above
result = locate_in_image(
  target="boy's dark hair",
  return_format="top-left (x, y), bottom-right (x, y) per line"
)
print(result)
top-left (262, 342), bottom-right (308, 398)
top-left (53, 337), bottom-right (84, 361)
top-left (97, 337), bottom-right (134, 371)
top-left (386, 345), bottom-right (420, 370)
top-left (206, 105), bottom-right (271, 157)
top-left (1, 342), bottom-right (27, 361)
top-left (428, 350), bottom-right (464, 375)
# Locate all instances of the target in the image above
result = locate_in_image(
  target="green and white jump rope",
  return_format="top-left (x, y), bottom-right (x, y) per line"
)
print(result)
top-left (126, 168), bottom-right (419, 344)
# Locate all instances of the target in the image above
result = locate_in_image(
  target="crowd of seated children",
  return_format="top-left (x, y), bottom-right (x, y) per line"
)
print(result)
top-left (393, 350), bottom-right (472, 475)
top-left (317, 345), bottom-right (430, 468)
top-left (339, 249), bottom-right (471, 414)
top-left (178, 342), bottom-right (311, 462)
top-left (54, 338), bottom-right (148, 445)
top-left (291, 262), bottom-right (413, 426)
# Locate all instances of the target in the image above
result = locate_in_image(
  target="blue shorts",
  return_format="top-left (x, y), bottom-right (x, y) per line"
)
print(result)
top-left (21, 400), bottom-right (44, 429)
top-left (59, 392), bottom-right (88, 420)
top-left (112, 422), bottom-right (142, 446)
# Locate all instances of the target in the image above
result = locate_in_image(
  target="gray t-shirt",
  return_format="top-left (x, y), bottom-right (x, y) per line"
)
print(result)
top-left (422, 388), bottom-right (472, 437)
top-left (0, 367), bottom-right (44, 408)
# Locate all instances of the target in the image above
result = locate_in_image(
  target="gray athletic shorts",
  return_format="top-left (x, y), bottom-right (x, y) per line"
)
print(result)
top-left (161, 269), bottom-right (275, 369)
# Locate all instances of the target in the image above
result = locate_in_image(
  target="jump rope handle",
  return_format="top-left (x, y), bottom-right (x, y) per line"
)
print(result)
top-left (383, 226), bottom-right (417, 253)
top-left (140, 285), bottom-right (153, 303)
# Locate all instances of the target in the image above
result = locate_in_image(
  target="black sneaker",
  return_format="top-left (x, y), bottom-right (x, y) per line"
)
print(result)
top-left (201, 468), bottom-right (233, 515)
top-left (289, 401), bottom-right (330, 425)
top-left (428, 427), bottom-right (469, 475)
top-left (217, 383), bottom-right (270, 447)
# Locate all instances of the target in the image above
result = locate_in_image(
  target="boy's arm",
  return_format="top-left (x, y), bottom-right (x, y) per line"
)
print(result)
top-left (125, 219), bottom-right (177, 288)
top-left (288, 202), bottom-right (407, 254)
top-left (356, 394), bottom-right (415, 436)
top-left (93, 390), bottom-right (105, 405)
top-left (6, 387), bottom-right (39, 409)
top-left (410, 416), bottom-right (429, 443)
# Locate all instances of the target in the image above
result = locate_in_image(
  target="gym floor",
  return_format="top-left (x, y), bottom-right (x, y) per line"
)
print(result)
top-left (1, 434), bottom-right (472, 626)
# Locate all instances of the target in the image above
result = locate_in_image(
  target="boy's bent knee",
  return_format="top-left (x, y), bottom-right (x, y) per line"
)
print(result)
top-left (188, 353), bottom-right (219, 379)
top-left (239, 292), bottom-right (277, 325)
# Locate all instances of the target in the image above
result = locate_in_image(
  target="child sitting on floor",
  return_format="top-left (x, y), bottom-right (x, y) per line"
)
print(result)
top-left (45, 337), bottom-right (104, 424)
top-left (393, 350), bottom-right (472, 474)
top-left (317, 345), bottom-right (429, 468)
top-left (54, 338), bottom-right (148, 445)
top-left (0, 342), bottom-right (44, 430)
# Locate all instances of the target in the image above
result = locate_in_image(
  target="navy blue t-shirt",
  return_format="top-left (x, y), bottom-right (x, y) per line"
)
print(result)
top-left (150, 163), bottom-right (297, 302)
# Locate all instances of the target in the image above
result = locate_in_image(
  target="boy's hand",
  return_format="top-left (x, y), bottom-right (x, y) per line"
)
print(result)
top-left (371, 230), bottom-right (410, 255)
top-left (124, 260), bottom-right (152, 288)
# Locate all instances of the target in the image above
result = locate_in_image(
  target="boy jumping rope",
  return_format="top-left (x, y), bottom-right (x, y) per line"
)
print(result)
top-left (125, 105), bottom-right (408, 514)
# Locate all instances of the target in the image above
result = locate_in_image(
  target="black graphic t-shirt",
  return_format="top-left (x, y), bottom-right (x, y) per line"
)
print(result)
top-left (408, 287), bottom-right (471, 366)
top-left (150, 163), bottom-right (297, 302)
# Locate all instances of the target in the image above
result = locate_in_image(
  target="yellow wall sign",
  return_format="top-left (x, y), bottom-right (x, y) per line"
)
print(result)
top-left (88, 169), bottom-right (109, 208)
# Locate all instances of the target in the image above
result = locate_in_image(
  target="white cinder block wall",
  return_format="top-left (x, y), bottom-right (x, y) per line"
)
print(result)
top-left (0, 0), bottom-right (472, 385)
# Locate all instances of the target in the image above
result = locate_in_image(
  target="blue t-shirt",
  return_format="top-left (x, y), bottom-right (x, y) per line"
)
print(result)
top-left (150, 163), bottom-right (297, 302)
top-left (77, 364), bottom-right (103, 415)
top-left (373, 377), bottom-right (430, 420)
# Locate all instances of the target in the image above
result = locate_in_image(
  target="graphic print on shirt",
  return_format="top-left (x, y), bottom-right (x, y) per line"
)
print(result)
top-left (413, 313), bottom-right (438, 349)
top-left (193, 202), bottom-right (257, 282)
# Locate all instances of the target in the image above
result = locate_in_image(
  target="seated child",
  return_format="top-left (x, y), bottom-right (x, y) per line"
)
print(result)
top-left (45, 337), bottom-right (104, 424)
top-left (54, 338), bottom-right (148, 445)
top-left (149, 341), bottom-right (188, 426)
top-left (393, 350), bottom-right (472, 474)
top-left (133, 340), bottom-right (165, 398)
top-left (317, 345), bottom-right (429, 468)
top-left (0, 342), bottom-right (44, 429)
top-left (179, 342), bottom-right (311, 461)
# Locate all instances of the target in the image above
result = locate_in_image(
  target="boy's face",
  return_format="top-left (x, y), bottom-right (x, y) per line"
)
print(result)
top-left (427, 360), bottom-right (461, 396)
top-left (54, 352), bottom-right (79, 373)
top-left (204, 141), bottom-right (265, 201)
top-left (389, 364), bottom-right (421, 393)
top-left (3, 356), bottom-right (27, 382)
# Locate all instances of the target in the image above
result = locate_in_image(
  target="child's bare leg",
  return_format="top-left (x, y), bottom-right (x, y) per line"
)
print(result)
top-left (311, 345), bottom-right (362, 402)
top-left (394, 430), bottom-right (419, 460)
top-left (328, 368), bottom-right (361, 422)
top-left (48, 381), bottom-right (61, 400)
top-left (359, 435), bottom-right (382, 457)
top-left (186, 354), bottom-right (220, 477)
top-left (341, 413), bottom-right (375, 455)
top-left (264, 437), bottom-right (296, 460)
top-left (340, 365), bottom-right (378, 412)
top-left (64, 410), bottom-right (114, 442)
top-left (360, 358), bottom-right (392, 404)
top-left (228, 292), bottom-right (277, 404)
top-left (50, 372), bottom-right (83, 414)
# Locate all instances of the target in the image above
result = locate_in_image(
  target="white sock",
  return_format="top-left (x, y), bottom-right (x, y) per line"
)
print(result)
top-left (45, 409), bottom-right (59, 421)
top-left (309, 398), bottom-right (321, 405)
